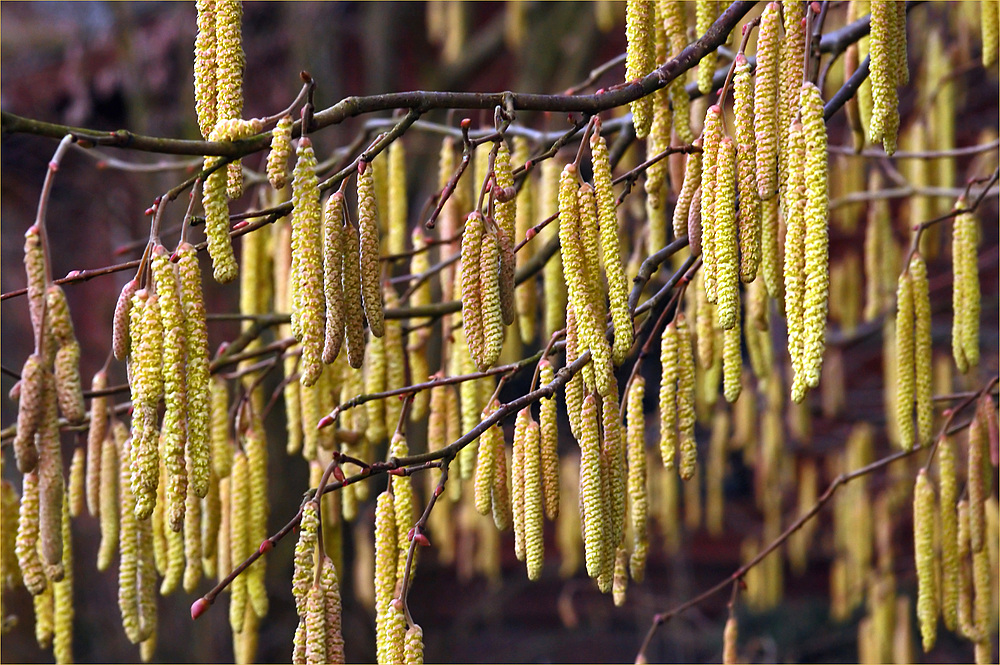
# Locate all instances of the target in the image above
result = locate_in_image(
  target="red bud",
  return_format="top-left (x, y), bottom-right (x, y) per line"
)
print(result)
top-left (258, 539), bottom-right (273, 554)
top-left (190, 597), bottom-right (210, 620)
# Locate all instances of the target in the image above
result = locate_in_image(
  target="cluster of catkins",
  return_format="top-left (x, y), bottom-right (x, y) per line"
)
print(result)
top-left (913, 397), bottom-right (997, 663)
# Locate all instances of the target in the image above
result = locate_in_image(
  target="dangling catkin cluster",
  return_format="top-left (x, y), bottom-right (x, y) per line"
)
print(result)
top-left (868, 0), bottom-right (907, 154)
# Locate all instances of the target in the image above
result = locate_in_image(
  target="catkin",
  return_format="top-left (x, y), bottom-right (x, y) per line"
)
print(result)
top-left (323, 193), bottom-right (346, 365)
top-left (193, 0), bottom-right (217, 138)
top-left (701, 106), bottom-right (723, 302)
top-left (229, 451), bottom-right (249, 634)
top-left (796, 82), bottom-right (830, 400)
top-left (579, 394), bottom-right (605, 578)
top-left (626, 377), bottom-right (648, 582)
top-left (909, 254), bottom-right (933, 447)
top-left (734, 55), bottom-right (760, 283)
top-left (341, 223), bottom-right (366, 369)
top-left (176, 243), bottom-right (212, 498)
top-left (404, 624), bottom-right (424, 665)
top-left (97, 422), bottom-right (122, 571)
top-left (512, 408), bottom-right (530, 562)
top-left (479, 227), bottom-right (504, 370)
top-left (475, 401), bottom-right (500, 516)
top-left (390, 434), bottom-right (415, 584)
top-left (625, 0), bottom-right (655, 138)
top-left (24, 225), bottom-right (47, 337)
top-left (591, 123), bottom-right (633, 365)
top-left (577, 184), bottom-right (614, 396)
top-left (538, 361), bottom-right (560, 520)
top-left (722, 297), bottom-right (742, 403)
top-left (17, 471), bottom-right (46, 595)
top-left (524, 420), bottom-right (544, 580)
top-left (778, 0), bottom-right (805, 194)
top-left (202, 156), bottom-right (238, 283)
top-left (129, 290), bottom-right (162, 520)
top-left (112, 279), bottom-right (138, 362)
top-left (358, 162), bottom-right (385, 338)
top-left (895, 269), bottom-right (916, 451)
top-left (723, 616), bottom-right (739, 665)
top-left (714, 137), bottom-right (739, 330)
top-left (951, 209), bottom-right (980, 373)
top-left (676, 315), bottom-right (697, 480)
top-left (913, 469), bottom-right (937, 652)
top-left (69, 446), bottom-right (85, 518)
top-left (755, 3), bottom-right (781, 200)
top-left (939, 436), bottom-right (959, 631)
top-left (387, 140), bottom-right (408, 258)
top-left (461, 212), bottom-right (487, 369)
top-left (494, 141), bottom-right (517, 326)
top-left (869, 0), bottom-right (902, 155)
top-left (118, 436), bottom-right (142, 643)
top-left (673, 143), bottom-right (703, 241)
top-left (265, 114), bottom-right (293, 190)
top-left (291, 138), bottom-right (325, 387)
top-left (37, 375), bottom-right (63, 569)
top-left (783, 123), bottom-right (807, 388)
top-left (305, 584), bottom-right (326, 665)
top-left (13, 353), bottom-right (43, 473)
top-left (985, 0), bottom-right (999, 66)
top-left (695, 1), bottom-right (718, 95)
top-left (659, 322), bottom-right (679, 470)
top-left (85, 369), bottom-right (108, 517)
top-left (968, 399), bottom-right (987, 554)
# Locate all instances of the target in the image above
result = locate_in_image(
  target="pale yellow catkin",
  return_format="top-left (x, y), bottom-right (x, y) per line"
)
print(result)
top-left (461, 212), bottom-right (487, 369)
top-left (626, 377), bottom-right (648, 582)
top-left (17, 471), bottom-right (46, 596)
top-left (291, 139), bottom-right (325, 387)
top-left (659, 322), bottom-right (679, 470)
top-left (754, 2), bottom-right (781, 200)
top-left (475, 401), bottom-right (500, 517)
top-left (895, 269), bottom-right (916, 451)
top-left (524, 420), bottom-right (544, 580)
top-left (701, 105), bottom-right (724, 302)
top-left (939, 436), bottom-right (960, 631)
top-left (696, 1), bottom-right (718, 95)
top-left (625, 0), bottom-right (655, 138)
top-left (194, 0), bottom-right (217, 139)
top-left (494, 141), bottom-right (517, 326)
top-left (869, 0), bottom-right (902, 155)
top-left (538, 361), bottom-right (560, 521)
top-left (69, 447), bottom-right (85, 518)
top-left (266, 114), bottom-right (292, 190)
top-left (676, 314), bottom-right (697, 481)
top-left (778, 0), bottom-right (805, 193)
top-left (129, 290), bottom-right (161, 521)
top-left (85, 369), bottom-right (109, 517)
top-left (579, 394), bottom-right (605, 579)
top-left (734, 54), bottom-right (761, 284)
top-left (909, 254), bottom-right (933, 447)
top-left (387, 140), bottom-right (408, 258)
top-left (984, 0), bottom-right (999, 66)
top-left (177, 243), bottom-right (212, 498)
top-left (714, 137), bottom-right (739, 331)
top-left (358, 162), bottom-right (385, 338)
top-left (783, 123), bottom-right (807, 387)
top-left (673, 143), bottom-right (703, 241)
top-left (323, 193), bottom-right (346, 365)
top-left (479, 227), bottom-right (504, 370)
top-left (577, 183), bottom-right (614, 396)
top-left (341, 223), bottom-right (366, 369)
top-left (722, 296), bottom-right (742, 404)
top-left (229, 451), bottom-right (249, 634)
top-left (914, 469), bottom-right (937, 652)
top-left (723, 616), bottom-right (739, 665)
top-left (202, 156), bottom-right (238, 283)
top-left (952, 209), bottom-right (980, 373)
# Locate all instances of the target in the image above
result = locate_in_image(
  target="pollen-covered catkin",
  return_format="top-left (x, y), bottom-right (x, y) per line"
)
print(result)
top-left (37, 375), bottom-right (64, 570)
top-left (69, 447), bottom-right (85, 517)
top-left (984, 0), bottom-right (999, 66)
top-left (778, 0), bottom-right (806, 188)
top-left (754, 3), bottom-right (781, 200)
top-left (524, 420), bottom-right (544, 580)
top-left (723, 297), bottom-right (742, 403)
top-left (714, 137), bottom-right (738, 330)
top-left (968, 398), bottom-right (987, 554)
top-left (869, 0), bottom-right (901, 155)
top-left (341, 223), bottom-right (366, 369)
top-left (129, 290), bottom-right (162, 520)
top-left (494, 141), bottom-right (517, 326)
top-left (676, 314), bottom-right (697, 480)
top-left (659, 322), bottom-right (679, 470)
top-left (796, 82), bottom-right (830, 400)
top-left (97, 425), bottom-right (120, 571)
top-left (913, 469), bottom-right (937, 652)
top-left (939, 436), bottom-right (959, 631)
top-left (783, 123), bottom-right (807, 387)
top-left (895, 269), bottom-right (916, 451)
top-left (734, 55), bottom-right (760, 283)
top-left (577, 184), bottom-right (614, 396)
top-left (291, 138), bottom-right (325, 387)
top-left (951, 209), bottom-right (980, 373)
top-left (17, 471), bottom-right (46, 595)
top-left (591, 123), bottom-right (633, 365)
top-left (267, 114), bottom-right (293, 190)
top-left (86, 369), bottom-right (109, 517)
top-left (909, 254), bottom-right (933, 447)
top-left (357, 162), bottom-right (385, 339)
top-left (723, 616), bottom-right (739, 665)
top-left (461, 212), bottom-right (487, 368)
top-left (673, 143), bottom-right (702, 241)
top-left (202, 156), bottom-right (238, 283)
top-left (193, 0), bottom-right (217, 138)
top-left (322, 193), bottom-right (346, 364)
top-left (696, 1), bottom-right (718, 95)
top-left (626, 377), bottom-right (648, 582)
top-left (177, 242), bottom-right (212, 498)
top-left (579, 394), bottom-right (605, 578)
top-left (701, 106), bottom-right (724, 302)
top-left (113, 279), bottom-right (138, 362)
top-left (387, 140), bottom-right (408, 257)
top-left (404, 623), bottom-right (424, 665)
top-left (625, 0), bottom-right (655, 138)
top-left (479, 227), bottom-right (504, 370)
top-left (512, 408), bottom-right (530, 562)
top-left (538, 361), bottom-right (560, 521)
top-left (229, 451), bottom-right (249, 633)
top-left (475, 401), bottom-right (500, 516)
top-left (13, 353), bottom-right (44, 474)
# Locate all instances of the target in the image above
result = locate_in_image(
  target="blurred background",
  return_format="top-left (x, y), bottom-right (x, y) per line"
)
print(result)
top-left (2, 2), bottom-right (998, 663)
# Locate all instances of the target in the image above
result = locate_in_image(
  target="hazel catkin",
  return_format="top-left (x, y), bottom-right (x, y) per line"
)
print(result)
top-left (342, 223), bottom-right (366, 370)
top-left (358, 162), bottom-right (385, 339)
top-left (913, 469), bottom-right (937, 652)
top-left (626, 377), bottom-right (648, 582)
top-left (579, 394), bottom-right (605, 579)
top-left (754, 3), bottom-right (781, 200)
top-left (625, 0), bottom-right (655, 138)
top-left (538, 361), bottom-right (560, 521)
top-left (323, 193), bottom-right (346, 365)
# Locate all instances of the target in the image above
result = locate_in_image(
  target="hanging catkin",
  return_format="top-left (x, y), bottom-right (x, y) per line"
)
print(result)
top-left (202, 157), bottom-right (238, 284)
top-left (695, 1), bottom-right (718, 95)
top-left (869, 0), bottom-right (903, 155)
top-left (357, 162), bottom-right (385, 338)
top-left (475, 401), bottom-right (500, 516)
top-left (714, 137), bottom-right (739, 331)
top-left (984, 0), bottom-right (999, 66)
top-left (913, 469), bottom-right (937, 652)
top-left (461, 212), bottom-right (487, 369)
top-left (754, 2), bottom-right (781, 200)
top-left (14, 353), bottom-right (43, 474)
top-left (579, 394), bottom-right (605, 578)
top-left (734, 55), bottom-right (761, 283)
top-left (387, 140), bottom-right (408, 258)
top-left (177, 242), bottom-right (212, 499)
top-left (322, 193), bottom-right (346, 364)
top-left (676, 314), bottom-right (697, 480)
top-left (626, 377), bottom-right (648, 582)
top-left (538, 360), bottom-right (560, 520)
top-left (701, 106), bottom-right (723, 302)
top-left (341, 223), bottom-right (366, 369)
top-left (895, 268), bottom-right (916, 451)
top-left (673, 142), bottom-right (702, 241)
top-left (625, 0), bottom-right (655, 138)
top-left (908, 254), bottom-right (933, 447)
top-left (266, 114), bottom-right (293, 190)
top-left (951, 208), bottom-right (980, 373)
top-left (129, 290), bottom-right (161, 521)
top-left (939, 436), bottom-right (959, 631)
top-left (17, 471), bottom-right (46, 595)
top-left (494, 141), bottom-right (517, 326)
top-left (783, 122), bottom-right (807, 389)
top-left (193, 0), bottom-right (217, 139)
top-left (291, 138), bottom-right (325, 387)
top-left (591, 121), bottom-right (633, 366)
top-left (659, 322), bottom-right (679, 470)
top-left (479, 226), bottom-right (504, 370)
top-left (778, 0), bottom-right (805, 194)
top-left (523, 419), bottom-right (544, 580)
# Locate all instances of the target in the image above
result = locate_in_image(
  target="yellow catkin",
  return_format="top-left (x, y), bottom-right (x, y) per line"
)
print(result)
top-left (244, 419), bottom-right (269, 616)
top-left (783, 122), bottom-right (807, 387)
top-left (404, 623), bottom-right (424, 665)
top-left (112, 278), bottom-right (138, 362)
top-left (662, 1), bottom-right (693, 143)
top-left (46, 288), bottom-right (85, 425)
top-left (479, 227), bottom-right (504, 370)
top-left (387, 140), bottom-right (408, 258)
top-left (23, 226), bottom-right (47, 348)
top-left (319, 556), bottom-right (345, 664)
top-left (778, 0), bottom-right (805, 193)
top-left (695, 1), bottom-right (718, 95)
top-left (701, 105), bottom-right (724, 302)
top-left (341, 223), bottom-right (366, 369)
top-left (755, 3), bottom-right (781, 200)
top-left (625, 0), bottom-right (655, 138)
top-left (612, 545), bottom-right (628, 606)
top-left (229, 451), bottom-right (249, 634)
top-left (759, 193), bottom-right (782, 304)
top-left (579, 394), bottom-right (605, 578)
top-left (914, 469), bottom-right (937, 652)
top-left (292, 501), bottom-right (318, 620)
top-left (128, 290), bottom-right (160, 520)
top-left (512, 408), bottom-right (530, 561)
top-left (968, 399), bottom-right (987, 554)
top-left (626, 377), bottom-right (648, 582)
top-left (85, 369), bottom-right (109, 517)
top-left (373, 491), bottom-right (397, 665)
top-left (291, 138), bottom-right (325, 387)
top-left (475, 401), bottom-right (500, 516)
top-left (492, 429), bottom-right (513, 533)
top-left (383, 298), bottom-right (407, 439)
top-left (984, 0), bottom-right (999, 66)
top-left (869, 0), bottom-right (901, 155)
top-left (524, 419), bottom-right (544, 580)
top-left (17, 471), bottom-right (46, 595)
top-left (202, 156), bottom-right (238, 283)
top-left (795, 82), bottom-right (829, 401)
top-left (645, 0), bottom-right (671, 214)
top-left (266, 114), bottom-right (293, 190)
top-left (151, 247), bottom-right (189, 531)
top-left (214, 0), bottom-right (244, 198)
top-left (939, 436), bottom-right (960, 631)
top-left (118, 437), bottom-right (145, 644)
top-left (673, 143), bottom-right (703, 240)
top-left (37, 374), bottom-right (63, 571)
top-left (714, 137), bottom-right (739, 330)
top-left (591, 123), bottom-right (633, 365)
top-left (176, 243), bottom-right (212, 498)
top-left (305, 583), bottom-right (326, 665)
top-left (676, 315), bottom-right (697, 481)
top-left (35, 583), bottom-right (54, 649)
top-left (895, 269), bottom-right (916, 451)
top-left (908, 254), bottom-right (933, 447)
top-left (68, 446), bottom-right (85, 518)
top-left (538, 361), bottom-right (560, 520)
top-left (723, 616), bottom-right (738, 665)
top-left (390, 434), bottom-right (415, 584)
top-left (363, 334), bottom-right (387, 445)
top-left (193, 0), bottom-right (217, 138)
top-left (659, 322), bottom-right (679, 470)
top-left (722, 297), bottom-right (742, 404)
top-left (540, 159), bottom-right (567, 338)
top-left (357, 162), bottom-right (385, 339)
top-left (494, 141), bottom-right (517, 326)
top-left (565, 304), bottom-right (585, 440)
top-left (952, 209), bottom-right (980, 373)
top-left (323, 193), bottom-right (346, 364)
top-left (512, 141), bottom-right (537, 344)
top-left (461, 211), bottom-right (487, 368)
top-left (209, 377), bottom-right (232, 480)
top-left (734, 55), bottom-right (761, 283)
top-left (577, 183), bottom-right (614, 396)
top-left (13, 353), bottom-right (45, 474)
